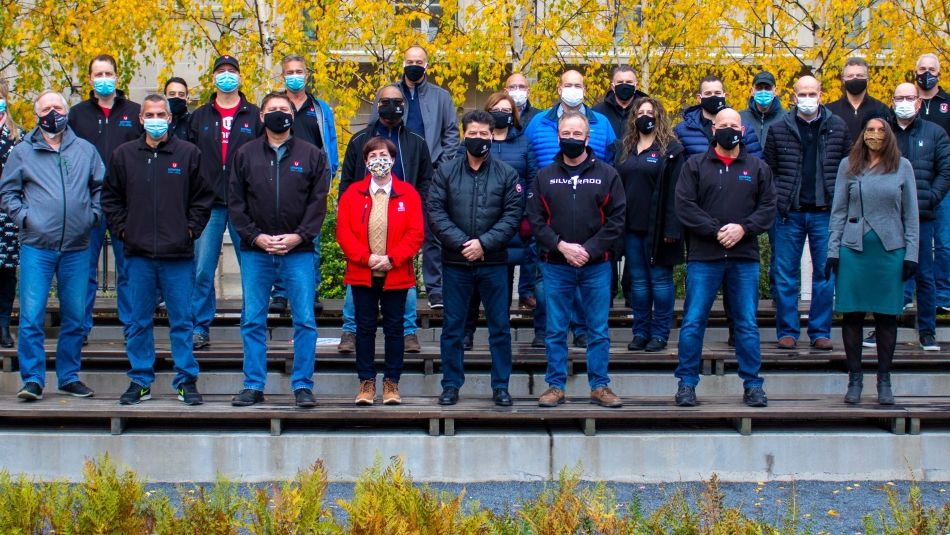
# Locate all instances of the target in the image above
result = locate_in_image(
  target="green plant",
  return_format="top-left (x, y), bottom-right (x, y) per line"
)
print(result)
top-left (168, 478), bottom-right (247, 534)
top-left (70, 454), bottom-right (154, 535)
top-left (0, 471), bottom-right (46, 534)
top-left (246, 461), bottom-right (339, 535)
top-left (863, 481), bottom-right (950, 535)
top-left (505, 467), bottom-right (587, 535)
top-left (319, 200), bottom-right (347, 300)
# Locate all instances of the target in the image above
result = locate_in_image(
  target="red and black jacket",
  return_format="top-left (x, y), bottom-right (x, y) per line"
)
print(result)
top-left (527, 148), bottom-right (626, 265)
top-left (67, 90), bottom-right (143, 176)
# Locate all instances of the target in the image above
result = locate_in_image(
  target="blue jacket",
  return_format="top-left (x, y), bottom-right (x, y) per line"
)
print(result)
top-left (524, 104), bottom-right (617, 168)
top-left (315, 97), bottom-right (340, 179)
top-left (674, 105), bottom-right (763, 158)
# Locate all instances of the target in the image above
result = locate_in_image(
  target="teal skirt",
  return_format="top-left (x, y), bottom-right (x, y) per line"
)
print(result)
top-left (835, 230), bottom-right (905, 315)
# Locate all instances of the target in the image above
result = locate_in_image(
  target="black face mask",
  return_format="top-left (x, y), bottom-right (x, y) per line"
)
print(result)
top-left (700, 95), bottom-right (726, 115)
top-left (714, 127), bottom-right (741, 150)
top-left (559, 138), bottom-right (587, 159)
top-left (38, 110), bottom-right (68, 135)
top-left (168, 97), bottom-right (188, 116)
top-left (614, 83), bottom-right (637, 101)
top-left (464, 137), bottom-right (491, 157)
top-left (843, 78), bottom-right (868, 96)
top-left (917, 72), bottom-right (939, 91)
top-left (634, 115), bottom-right (656, 134)
top-left (378, 100), bottom-right (405, 122)
top-left (404, 65), bottom-right (426, 83)
top-left (264, 111), bottom-right (293, 134)
top-left (490, 111), bottom-right (512, 130)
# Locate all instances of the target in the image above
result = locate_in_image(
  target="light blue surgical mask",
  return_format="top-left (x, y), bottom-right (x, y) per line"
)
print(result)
top-left (143, 118), bottom-right (169, 139)
top-left (215, 71), bottom-right (239, 93)
top-left (753, 90), bottom-right (774, 108)
top-left (93, 77), bottom-right (117, 97)
top-left (0, 99), bottom-right (6, 114)
top-left (285, 74), bottom-right (306, 92)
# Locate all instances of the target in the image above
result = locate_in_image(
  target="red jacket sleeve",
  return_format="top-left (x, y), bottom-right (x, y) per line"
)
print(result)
top-left (335, 189), bottom-right (372, 267)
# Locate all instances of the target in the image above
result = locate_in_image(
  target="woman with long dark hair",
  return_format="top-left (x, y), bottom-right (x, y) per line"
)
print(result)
top-left (827, 116), bottom-right (919, 405)
top-left (0, 81), bottom-right (23, 348)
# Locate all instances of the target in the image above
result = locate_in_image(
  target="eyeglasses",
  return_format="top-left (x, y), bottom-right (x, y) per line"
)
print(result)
top-left (894, 96), bottom-right (918, 103)
top-left (379, 98), bottom-right (404, 106)
top-left (507, 84), bottom-right (528, 90)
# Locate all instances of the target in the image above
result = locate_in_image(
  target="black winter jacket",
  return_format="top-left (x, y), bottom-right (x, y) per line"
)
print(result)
top-left (528, 149), bottom-right (626, 265)
top-left (339, 120), bottom-right (432, 200)
top-left (67, 90), bottom-right (143, 175)
top-left (893, 116), bottom-right (950, 220)
top-left (228, 137), bottom-right (330, 252)
top-left (189, 94), bottom-right (262, 206)
top-left (675, 146), bottom-right (776, 262)
top-left (427, 155), bottom-right (522, 265)
top-left (103, 136), bottom-right (214, 258)
top-left (170, 111), bottom-right (192, 142)
top-left (764, 106), bottom-right (851, 215)
top-left (592, 88), bottom-right (649, 138)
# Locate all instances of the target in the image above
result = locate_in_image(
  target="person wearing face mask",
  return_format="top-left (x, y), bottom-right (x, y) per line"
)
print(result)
top-left (429, 111), bottom-right (523, 407)
top-left (338, 84), bottom-right (433, 354)
top-left (613, 97), bottom-right (685, 353)
top-left (337, 137), bottom-right (424, 406)
top-left (68, 54), bottom-right (143, 348)
top-left (763, 75), bottom-right (850, 351)
top-left (864, 83), bottom-right (950, 353)
top-left (0, 90), bottom-right (104, 401)
top-left (739, 71), bottom-right (786, 148)
top-left (228, 92), bottom-right (329, 408)
top-left (188, 55), bottom-right (262, 351)
top-left (674, 108), bottom-right (775, 408)
top-left (528, 111), bottom-right (626, 409)
top-left (505, 73), bottom-right (539, 127)
top-left (593, 65), bottom-right (649, 138)
top-left (674, 75), bottom-right (763, 158)
top-left (0, 81), bottom-right (24, 349)
top-left (827, 57), bottom-right (891, 143)
top-left (164, 77), bottom-right (192, 141)
top-left (101, 94), bottom-right (213, 406)
top-left (827, 116), bottom-right (918, 404)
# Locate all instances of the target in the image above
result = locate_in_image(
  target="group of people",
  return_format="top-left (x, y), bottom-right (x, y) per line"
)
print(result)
top-left (0, 46), bottom-right (947, 410)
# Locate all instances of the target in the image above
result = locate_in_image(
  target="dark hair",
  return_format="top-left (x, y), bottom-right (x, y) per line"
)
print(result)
top-left (260, 91), bottom-right (293, 112)
top-left (462, 110), bottom-right (495, 132)
top-left (88, 54), bottom-right (117, 75)
top-left (620, 96), bottom-right (675, 160)
top-left (844, 57), bottom-right (869, 69)
top-left (611, 65), bottom-right (636, 79)
top-left (483, 92), bottom-right (520, 130)
top-left (164, 77), bottom-right (188, 93)
top-left (697, 75), bottom-right (723, 94)
top-left (362, 136), bottom-right (397, 160)
top-left (847, 117), bottom-right (901, 176)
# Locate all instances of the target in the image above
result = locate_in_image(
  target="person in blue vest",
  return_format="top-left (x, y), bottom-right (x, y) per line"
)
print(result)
top-left (675, 75), bottom-right (763, 158)
top-left (267, 54), bottom-right (339, 315)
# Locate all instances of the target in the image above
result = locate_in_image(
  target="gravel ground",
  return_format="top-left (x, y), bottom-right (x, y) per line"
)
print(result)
top-left (148, 479), bottom-right (950, 533)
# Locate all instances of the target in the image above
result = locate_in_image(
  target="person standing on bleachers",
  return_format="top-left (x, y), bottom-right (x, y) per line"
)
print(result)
top-left (0, 90), bottom-right (104, 401)
top-left (229, 92), bottom-right (329, 408)
top-left (102, 94), bottom-right (213, 406)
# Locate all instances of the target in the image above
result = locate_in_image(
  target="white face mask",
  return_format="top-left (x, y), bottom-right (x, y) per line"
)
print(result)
top-left (796, 97), bottom-right (819, 116)
top-left (508, 89), bottom-right (528, 107)
top-left (894, 101), bottom-right (917, 120)
top-left (560, 86), bottom-right (584, 108)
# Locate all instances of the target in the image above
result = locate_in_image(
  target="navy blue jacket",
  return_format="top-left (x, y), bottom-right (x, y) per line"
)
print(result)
top-left (674, 105), bottom-right (763, 158)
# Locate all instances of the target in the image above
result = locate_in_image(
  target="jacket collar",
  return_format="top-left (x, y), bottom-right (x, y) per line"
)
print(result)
top-left (744, 96), bottom-right (784, 119)
top-left (601, 89), bottom-right (648, 112)
top-left (356, 175), bottom-right (408, 198)
top-left (782, 104), bottom-right (833, 132)
top-left (85, 89), bottom-right (128, 105)
top-left (554, 147), bottom-right (597, 173)
top-left (136, 135), bottom-right (176, 153)
top-left (542, 103), bottom-right (600, 124)
top-left (28, 126), bottom-right (78, 152)
top-left (207, 92), bottom-right (252, 113)
top-left (703, 144), bottom-right (750, 163)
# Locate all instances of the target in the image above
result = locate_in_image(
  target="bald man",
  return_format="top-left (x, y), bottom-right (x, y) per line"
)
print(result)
top-left (763, 75), bottom-right (850, 351)
top-left (675, 108), bottom-right (775, 408)
top-left (505, 73), bottom-right (540, 126)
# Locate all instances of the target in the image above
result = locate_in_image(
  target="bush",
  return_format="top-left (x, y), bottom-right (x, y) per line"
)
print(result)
top-left (319, 201), bottom-right (347, 300)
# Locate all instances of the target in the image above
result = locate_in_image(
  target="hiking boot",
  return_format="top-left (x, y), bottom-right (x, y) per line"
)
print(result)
top-left (355, 379), bottom-right (376, 405)
top-left (337, 331), bottom-right (356, 353)
top-left (538, 387), bottom-right (565, 407)
top-left (382, 379), bottom-right (402, 405)
top-left (590, 387), bottom-right (622, 408)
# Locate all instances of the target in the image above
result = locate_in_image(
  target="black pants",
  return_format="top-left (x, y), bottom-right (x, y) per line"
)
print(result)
top-left (464, 265), bottom-right (515, 337)
top-left (841, 312), bottom-right (897, 374)
top-left (352, 277), bottom-right (408, 382)
top-left (0, 267), bottom-right (16, 327)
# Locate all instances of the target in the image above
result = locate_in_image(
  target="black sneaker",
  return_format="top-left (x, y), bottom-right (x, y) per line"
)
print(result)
top-left (294, 388), bottom-right (317, 408)
top-left (863, 331), bottom-right (877, 348)
top-left (627, 335), bottom-right (648, 351)
top-left (743, 386), bottom-right (769, 407)
top-left (531, 335), bottom-right (545, 348)
top-left (573, 334), bottom-right (588, 348)
top-left (269, 296), bottom-right (288, 314)
top-left (120, 382), bottom-right (151, 405)
top-left (937, 305), bottom-right (950, 315)
top-left (16, 382), bottom-right (43, 401)
top-left (428, 293), bottom-right (444, 309)
top-left (462, 333), bottom-right (474, 351)
top-left (177, 381), bottom-right (203, 405)
top-left (644, 337), bottom-right (668, 352)
top-left (314, 298), bottom-right (324, 313)
top-left (920, 334), bottom-right (940, 351)
top-left (675, 384), bottom-right (696, 407)
top-left (231, 388), bottom-right (264, 407)
top-left (193, 332), bottom-right (210, 350)
top-left (59, 381), bottom-right (94, 398)
top-left (727, 331), bottom-right (735, 347)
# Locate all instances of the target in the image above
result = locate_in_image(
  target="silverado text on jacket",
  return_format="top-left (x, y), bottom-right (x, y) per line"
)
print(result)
top-left (189, 94), bottom-right (262, 205)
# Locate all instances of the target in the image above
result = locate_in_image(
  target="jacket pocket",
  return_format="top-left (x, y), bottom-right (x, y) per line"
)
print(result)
top-left (842, 221), bottom-right (862, 247)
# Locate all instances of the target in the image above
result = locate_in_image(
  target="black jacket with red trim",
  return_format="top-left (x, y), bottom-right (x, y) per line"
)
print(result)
top-left (527, 148), bottom-right (626, 265)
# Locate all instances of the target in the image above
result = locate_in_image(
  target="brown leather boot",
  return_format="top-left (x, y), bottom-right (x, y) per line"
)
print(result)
top-left (338, 331), bottom-right (356, 353)
top-left (538, 387), bottom-right (565, 407)
top-left (590, 387), bottom-right (622, 408)
top-left (355, 379), bottom-right (376, 405)
top-left (404, 333), bottom-right (421, 353)
top-left (382, 378), bottom-right (402, 405)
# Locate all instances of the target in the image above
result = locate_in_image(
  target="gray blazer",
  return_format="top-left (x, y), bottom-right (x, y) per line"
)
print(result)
top-left (828, 157), bottom-right (919, 263)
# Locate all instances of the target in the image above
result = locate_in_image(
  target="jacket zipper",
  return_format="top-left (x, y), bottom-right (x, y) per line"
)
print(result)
top-left (471, 169), bottom-right (479, 258)
top-left (720, 165), bottom-right (728, 258)
top-left (59, 154), bottom-right (67, 250)
top-left (152, 150), bottom-right (158, 254)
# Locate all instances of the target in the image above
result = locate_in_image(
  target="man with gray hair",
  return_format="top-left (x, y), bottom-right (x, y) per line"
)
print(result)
top-left (827, 57), bottom-right (890, 142)
top-left (102, 94), bottom-right (214, 405)
top-left (0, 90), bottom-right (104, 401)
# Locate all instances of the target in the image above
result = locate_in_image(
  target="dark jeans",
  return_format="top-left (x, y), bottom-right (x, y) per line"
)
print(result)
top-left (464, 265), bottom-right (515, 337)
top-left (352, 277), bottom-right (408, 382)
top-left (841, 312), bottom-right (896, 374)
top-left (903, 220), bottom-right (937, 336)
top-left (441, 264), bottom-right (512, 390)
top-left (0, 266), bottom-right (16, 326)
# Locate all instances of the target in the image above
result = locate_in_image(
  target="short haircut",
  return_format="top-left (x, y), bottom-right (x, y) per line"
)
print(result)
top-left (376, 84), bottom-right (403, 99)
top-left (484, 91), bottom-right (521, 130)
top-left (33, 90), bottom-right (69, 115)
top-left (611, 65), bottom-right (636, 78)
top-left (362, 136), bottom-right (398, 160)
top-left (141, 93), bottom-right (170, 113)
top-left (164, 77), bottom-right (188, 93)
top-left (88, 54), bottom-right (117, 75)
top-left (844, 57), bottom-right (869, 69)
top-left (462, 110), bottom-right (495, 132)
top-left (558, 110), bottom-right (589, 133)
top-left (917, 53), bottom-right (941, 70)
top-left (697, 75), bottom-right (723, 94)
top-left (281, 54), bottom-right (307, 69)
top-left (260, 91), bottom-right (293, 112)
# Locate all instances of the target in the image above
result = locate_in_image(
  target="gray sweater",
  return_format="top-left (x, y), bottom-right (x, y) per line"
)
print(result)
top-left (0, 127), bottom-right (104, 252)
top-left (828, 157), bottom-right (919, 262)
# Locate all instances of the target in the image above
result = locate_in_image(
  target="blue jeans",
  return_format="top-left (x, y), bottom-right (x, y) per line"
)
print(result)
top-left (125, 257), bottom-right (198, 389)
top-left (441, 264), bottom-right (512, 390)
top-left (342, 284), bottom-right (417, 335)
top-left (624, 232), bottom-right (675, 341)
top-left (676, 260), bottom-right (763, 388)
top-left (240, 250), bottom-right (316, 391)
top-left (542, 261), bottom-right (611, 390)
top-left (935, 201), bottom-right (950, 306)
top-left (192, 206), bottom-right (242, 337)
top-left (18, 245), bottom-right (88, 389)
top-left (904, 220), bottom-right (937, 336)
top-left (772, 211), bottom-right (833, 341)
top-left (271, 233), bottom-right (322, 299)
top-left (84, 220), bottom-right (129, 336)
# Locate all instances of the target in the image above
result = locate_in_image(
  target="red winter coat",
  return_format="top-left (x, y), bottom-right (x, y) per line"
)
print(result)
top-left (336, 175), bottom-right (424, 290)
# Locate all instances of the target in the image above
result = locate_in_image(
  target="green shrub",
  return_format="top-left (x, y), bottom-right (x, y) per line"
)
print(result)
top-left (0, 471), bottom-right (45, 534)
top-left (319, 201), bottom-right (347, 300)
top-left (863, 481), bottom-right (950, 534)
